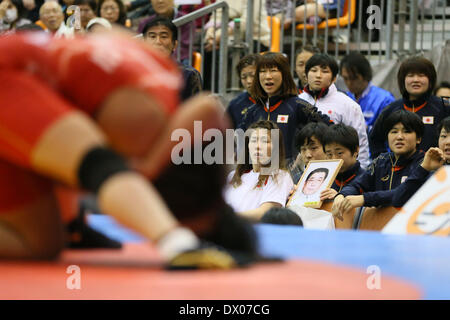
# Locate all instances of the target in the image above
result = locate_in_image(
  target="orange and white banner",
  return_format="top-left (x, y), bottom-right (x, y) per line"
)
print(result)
top-left (383, 167), bottom-right (450, 236)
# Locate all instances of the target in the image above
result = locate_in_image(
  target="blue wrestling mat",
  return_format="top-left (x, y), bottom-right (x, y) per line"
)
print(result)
top-left (88, 215), bottom-right (450, 300)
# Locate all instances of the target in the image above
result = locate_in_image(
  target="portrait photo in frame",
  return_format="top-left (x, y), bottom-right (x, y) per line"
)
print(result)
top-left (287, 159), bottom-right (343, 209)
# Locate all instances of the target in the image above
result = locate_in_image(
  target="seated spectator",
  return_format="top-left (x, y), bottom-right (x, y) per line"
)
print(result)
top-left (320, 123), bottom-right (365, 201)
top-left (137, 0), bottom-right (191, 65)
top-left (240, 52), bottom-right (331, 162)
top-left (434, 81), bottom-right (450, 100)
top-left (299, 53), bottom-right (370, 169)
top-left (224, 120), bottom-right (294, 222)
top-left (284, 0), bottom-right (346, 29)
top-left (39, 0), bottom-right (73, 38)
top-left (98, 0), bottom-right (127, 27)
top-left (226, 53), bottom-right (260, 129)
top-left (340, 51), bottom-right (395, 133)
top-left (74, 0), bottom-right (96, 31)
top-left (392, 116), bottom-right (450, 207)
top-left (295, 44), bottom-right (320, 93)
top-left (23, 0), bottom-right (40, 22)
top-left (333, 110), bottom-right (425, 217)
top-left (142, 17), bottom-right (202, 102)
top-left (0, 0), bottom-right (31, 33)
top-left (86, 16), bottom-right (112, 32)
top-left (369, 57), bottom-right (450, 158)
top-left (289, 121), bottom-right (328, 184)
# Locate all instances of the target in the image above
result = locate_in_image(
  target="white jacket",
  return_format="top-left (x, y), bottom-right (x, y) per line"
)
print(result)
top-left (299, 84), bottom-right (371, 169)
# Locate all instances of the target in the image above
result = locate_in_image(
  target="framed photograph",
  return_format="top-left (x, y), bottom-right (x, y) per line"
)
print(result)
top-left (287, 159), bottom-right (343, 209)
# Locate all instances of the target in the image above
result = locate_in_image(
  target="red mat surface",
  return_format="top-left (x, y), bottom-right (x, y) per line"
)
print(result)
top-left (0, 243), bottom-right (421, 300)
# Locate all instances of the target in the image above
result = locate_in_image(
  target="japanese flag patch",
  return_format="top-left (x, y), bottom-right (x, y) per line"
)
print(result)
top-left (422, 116), bottom-right (434, 124)
top-left (277, 115), bottom-right (289, 123)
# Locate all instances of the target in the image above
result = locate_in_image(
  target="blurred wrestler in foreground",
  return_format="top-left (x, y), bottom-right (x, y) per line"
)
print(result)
top-left (0, 31), bottom-right (256, 268)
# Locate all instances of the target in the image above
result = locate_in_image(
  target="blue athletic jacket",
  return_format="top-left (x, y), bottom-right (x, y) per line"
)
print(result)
top-left (346, 84), bottom-right (395, 132)
top-left (340, 150), bottom-right (424, 207)
top-left (226, 91), bottom-right (255, 129)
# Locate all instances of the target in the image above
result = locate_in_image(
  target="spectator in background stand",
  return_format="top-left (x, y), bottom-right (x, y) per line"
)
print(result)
top-left (0, 0), bottom-right (31, 34)
top-left (98, 0), bottom-right (127, 27)
top-left (74, 0), bottom-right (96, 31)
top-left (39, 0), bottom-right (73, 38)
top-left (369, 57), bottom-right (450, 159)
top-left (299, 53), bottom-right (370, 169)
top-left (295, 45), bottom-right (320, 93)
top-left (434, 81), bottom-right (450, 100)
top-left (22, 0), bottom-right (40, 22)
top-left (340, 51), bottom-right (395, 133)
top-left (283, 0), bottom-right (346, 29)
top-left (142, 17), bottom-right (202, 102)
top-left (137, 0), bottom-right (191, 66)
top-left (226, 54), bottom-right (260, 129)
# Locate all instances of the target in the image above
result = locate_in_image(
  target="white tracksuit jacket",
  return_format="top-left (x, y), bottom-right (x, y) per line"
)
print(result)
top-left (299, 84), bottom-right (371, 169)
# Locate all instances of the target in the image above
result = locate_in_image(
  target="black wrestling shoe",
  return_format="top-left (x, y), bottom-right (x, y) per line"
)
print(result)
top-left (65, 197), bottom-right (122, 250)
top-left (66, 219), bottom-right (123, 249)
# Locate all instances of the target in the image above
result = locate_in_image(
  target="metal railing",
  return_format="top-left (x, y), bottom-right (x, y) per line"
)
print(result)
top-left (173, 1), bottom-right (229, 96)
top-left (171, 0), bottom-right (449, 98)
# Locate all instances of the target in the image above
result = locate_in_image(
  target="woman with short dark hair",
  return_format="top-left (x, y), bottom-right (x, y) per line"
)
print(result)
top-left (97, 0), bottom-right (127, 26)
top-left (334, 110), bottom-right (425, 216)
top-left (369, 57), bottom-right (450, 158)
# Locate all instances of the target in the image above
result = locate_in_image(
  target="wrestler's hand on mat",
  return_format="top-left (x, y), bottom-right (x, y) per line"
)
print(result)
top-left (166, 241), bottom-right (267, 270)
